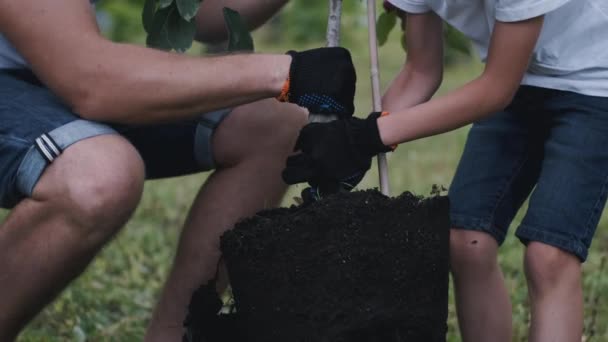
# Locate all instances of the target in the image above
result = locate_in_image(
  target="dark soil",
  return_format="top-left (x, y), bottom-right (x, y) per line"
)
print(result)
top-left (184, 189), bottom-right (450, 342)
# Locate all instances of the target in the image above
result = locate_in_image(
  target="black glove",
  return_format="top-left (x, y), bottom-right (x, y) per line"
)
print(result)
top-left (282, 112), bottom-right (394, 194)
top-left (277, 47), bottom-right (356, 118)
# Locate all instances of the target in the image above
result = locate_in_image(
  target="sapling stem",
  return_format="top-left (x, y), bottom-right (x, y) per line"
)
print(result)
top-left (307, 0), bottom-right (343, 124)
top-left (366, 0), bottom-right (391, 196)
top-left (326, 0), bottom-right (342, 48)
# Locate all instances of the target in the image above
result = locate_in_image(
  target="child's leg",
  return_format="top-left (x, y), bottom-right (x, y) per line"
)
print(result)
top-left (524, 243), bottom-right (582, 342)
top-left (448, 86), bottom-right (549, 342)
top-left (450, 230), bottom-right (512, 342)
top-left (515, 90), bottom-right (608, 341)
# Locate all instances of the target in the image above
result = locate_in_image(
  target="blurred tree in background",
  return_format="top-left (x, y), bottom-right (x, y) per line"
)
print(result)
top-left (97, 0), bottom-right (472, 65)
top-left (273, 0), bottom-right (364, 45)
top-left (97, 0), bottom-right (364, 46)
top-left (97, 0), bottom-right (147, 43)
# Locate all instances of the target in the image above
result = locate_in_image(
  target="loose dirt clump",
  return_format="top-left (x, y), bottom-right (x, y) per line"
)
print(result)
top-left (184, 189), bottom-right (450, 342)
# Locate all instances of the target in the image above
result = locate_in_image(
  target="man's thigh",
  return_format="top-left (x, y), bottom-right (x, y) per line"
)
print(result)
top-left (0, 70), bottom-right (233, 208)
top-left (116, 108), bottom-right (233, 179)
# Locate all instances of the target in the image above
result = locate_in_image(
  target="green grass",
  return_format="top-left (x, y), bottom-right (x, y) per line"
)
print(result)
top-left (6, 26), bottom-right (608, 342)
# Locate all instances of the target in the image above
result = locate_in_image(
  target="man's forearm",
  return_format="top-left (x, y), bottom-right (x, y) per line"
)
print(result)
top-left (50, 41), bottom-right (290, 124)
top-left (0, 0), bottom-right (292, 125)
top-left (195, 0), bottom-right (288, 43)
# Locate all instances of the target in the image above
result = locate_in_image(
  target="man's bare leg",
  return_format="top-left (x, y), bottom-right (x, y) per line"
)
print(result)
top-left (0, 135), bottom-right (145, 341)
top-left (145, 99), bottom-right (307, 341)
top-left (525, 242), bottom-right (583, 342)
top-left (450, 229), bottom-right (512, 342)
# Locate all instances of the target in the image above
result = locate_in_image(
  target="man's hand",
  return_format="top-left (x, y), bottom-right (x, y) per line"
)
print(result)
top-left (277, 47), bottom-right (356, 118)
top-left (282, 112), bottom-right (393, 193)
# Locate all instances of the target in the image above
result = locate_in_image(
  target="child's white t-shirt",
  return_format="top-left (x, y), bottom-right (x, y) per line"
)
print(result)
top-left (388, 0), bottom-right (608, 97)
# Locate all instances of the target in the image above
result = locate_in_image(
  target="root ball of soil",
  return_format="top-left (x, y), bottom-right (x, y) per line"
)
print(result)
top-left (185, 189), bottom-right (450, 342)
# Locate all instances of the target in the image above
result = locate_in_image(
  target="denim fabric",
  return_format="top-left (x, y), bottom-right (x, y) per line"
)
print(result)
top-left (449, 86), bottom-right (608, 261)
top-left (0, 70), bottom-right (230, 208)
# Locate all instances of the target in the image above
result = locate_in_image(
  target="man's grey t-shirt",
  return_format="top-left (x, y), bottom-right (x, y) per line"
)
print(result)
top-left (0, 0), bottom-right (99, 69)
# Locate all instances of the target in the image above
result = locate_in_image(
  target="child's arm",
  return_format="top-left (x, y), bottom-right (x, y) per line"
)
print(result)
top-left (381, 12), bottom-right (444, 112)
top-left (282, 14), bottom-right (546, 190)
top-left (378, 16), bottom-right (544, 146)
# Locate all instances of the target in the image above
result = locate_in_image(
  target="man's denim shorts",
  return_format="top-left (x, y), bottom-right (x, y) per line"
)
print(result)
top-left (449, 86), bottom-right (608, 261)
top-left (0, 69), bottom-right (232, 209)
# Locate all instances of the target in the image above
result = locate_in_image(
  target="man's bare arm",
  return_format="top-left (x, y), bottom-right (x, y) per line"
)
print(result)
top-left (381, 11), bottom-right (444, 112)
top-left (195, 0), bottom-right (288, 43)
top-left (378, 16), bottom-right (544, 145)
top-left (0, 0), bottom-right (289, 124)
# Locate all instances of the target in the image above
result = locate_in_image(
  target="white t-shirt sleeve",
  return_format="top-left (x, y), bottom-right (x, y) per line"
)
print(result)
top-left (495, 0), bottom-right (572, 22)
top-left (387, 0), bottom-right (431, 14)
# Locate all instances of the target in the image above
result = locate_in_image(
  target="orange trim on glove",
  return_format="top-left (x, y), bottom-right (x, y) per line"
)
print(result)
top-left (276, 76), bottom-right (291, 102)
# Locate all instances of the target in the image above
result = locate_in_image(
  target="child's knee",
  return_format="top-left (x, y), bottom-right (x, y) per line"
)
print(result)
top-left (450, 229), bottom-right (499, 276)
top-left (524, 242), bottom-right (581, 293)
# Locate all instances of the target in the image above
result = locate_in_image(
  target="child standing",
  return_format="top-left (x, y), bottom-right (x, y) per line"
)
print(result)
top-left (282, 0), bottom-right (608, 341)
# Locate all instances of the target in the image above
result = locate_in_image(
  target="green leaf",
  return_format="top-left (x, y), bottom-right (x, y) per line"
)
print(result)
top-left (444, 24), bottom-right (471, 56)
top-left (176, 0), bottom-right (201, 21)
top-left (223, 7), bottom-right (254, 52)
top-left (142, 0), bottom-right (156, 34)
top-left (377, 11), bottom-right (397, 47)
top-left (146, 6), bottom-right (173, 51)
top-left (145, 2), bottom-right (198, 53)
top-left (158, 0), bottom-right (173, 9)
top-left (166, 8), bottom-right (196, 52)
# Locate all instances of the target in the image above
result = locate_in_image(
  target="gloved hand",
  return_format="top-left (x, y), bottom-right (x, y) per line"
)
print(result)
top-left (276, 47), bottom-right (356, 118)
top-left (282, 112), bottom-right (394, 197)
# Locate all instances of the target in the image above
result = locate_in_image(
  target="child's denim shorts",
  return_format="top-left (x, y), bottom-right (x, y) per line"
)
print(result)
top-left (449, 85), bottom-right (608, 261)
top-left (0, 69), bottom-right (231, 209)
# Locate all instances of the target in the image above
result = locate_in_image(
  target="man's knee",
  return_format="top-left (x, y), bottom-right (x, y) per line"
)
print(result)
top-left (33, 134), bottom-right (145, 240)
top-left (256, 101), bottom-right (309, 152)
top-left (450, 229), bottom-right (499, 276)
top-left (524, 242), bottom-right (581, 293)
top-left (212, 99), bottom-right (308, 166)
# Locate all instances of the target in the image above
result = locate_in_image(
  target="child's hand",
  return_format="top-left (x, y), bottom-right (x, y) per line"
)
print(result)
top-left (282, 112), bottom-right (394, 191)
